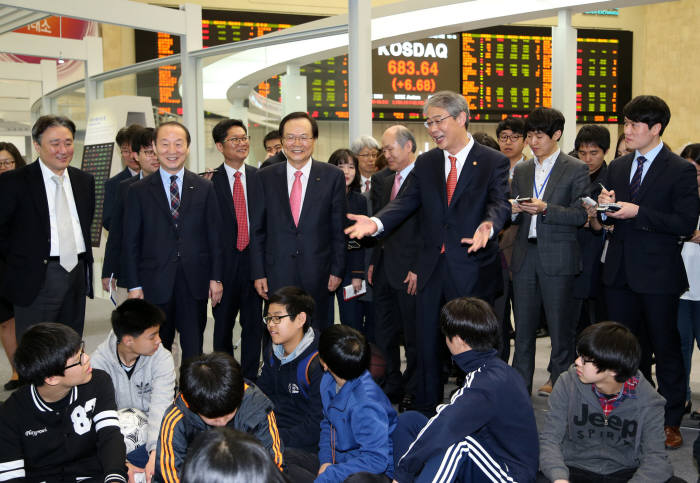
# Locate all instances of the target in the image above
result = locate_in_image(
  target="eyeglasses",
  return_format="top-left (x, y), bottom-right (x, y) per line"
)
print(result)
top-left (576, 352), bottom-right (596, 365)
top-left (423, 114), bottom-right (453, 129)
top-left (65, 341), bottom-right (86, 370)
top-left (498, 134), bottom-right (524, 143)
top-left (283, 135), bottom-right (313, 144)
top-left (0, 159), bottom-right (15, 168)
top-left (262, 314), bottom-right (292, 325)
top-left (357, 151), bottom-right (379, 159)
top-left (225, 136), bottom-right (250, 144)
top-left (140, 149), bottom-right (156, 157)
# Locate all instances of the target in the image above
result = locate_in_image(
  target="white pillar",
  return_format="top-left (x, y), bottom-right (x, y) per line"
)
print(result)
top-left (348, 0), bottom-right (372, 143)
top-left (40, 59), bottom-right (57, 116)
top-left (84, 35), bottom-right (103, 119)
top-left (551, 9), bottom-right (577, 152)
top-left (281, 64), bottom-right (307, 115)
top-left (180, 3), bottom-right (204, 172)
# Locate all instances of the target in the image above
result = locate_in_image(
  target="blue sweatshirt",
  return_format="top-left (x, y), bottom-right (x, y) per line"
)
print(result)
top-left (316, 370), bottom-right (398, 483)
top-left (394, 349), bottom-right (539, 483)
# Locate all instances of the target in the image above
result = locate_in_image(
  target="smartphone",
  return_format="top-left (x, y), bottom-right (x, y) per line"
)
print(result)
top-left (597, 203), bottom-right (622, 212)
top-left (516, 197), bottom-right (532, 203)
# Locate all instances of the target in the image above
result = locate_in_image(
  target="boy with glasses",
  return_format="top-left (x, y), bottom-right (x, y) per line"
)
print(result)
top-left (0, 323), bottom-right (127, 482)
top-left (539, 322), bottom-right (677, 483)
top-left (256, 286), bottom-right (323, 474)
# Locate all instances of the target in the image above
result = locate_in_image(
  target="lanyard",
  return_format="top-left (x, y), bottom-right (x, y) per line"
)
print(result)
top-left (532, 163), bottom-right (555, 199)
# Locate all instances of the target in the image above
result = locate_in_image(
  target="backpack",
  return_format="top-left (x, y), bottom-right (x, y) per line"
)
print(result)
top-left (267, 348), bottom-right (320, 399)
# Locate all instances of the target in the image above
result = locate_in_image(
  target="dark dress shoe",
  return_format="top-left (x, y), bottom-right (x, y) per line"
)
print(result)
top-left (684, 400), bottom-right (692, 414)
top-left (399, 393), bottom-right (415, 413)
top-left (664, 426), bottom-right (683, 449)
top-left (3, 379), bottom-right (21, 391)
top-left (691, 409), bottom-right (700, 420)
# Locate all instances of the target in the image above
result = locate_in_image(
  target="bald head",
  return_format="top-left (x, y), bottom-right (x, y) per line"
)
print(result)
top-left (382, 125), bottom-right (416, 172)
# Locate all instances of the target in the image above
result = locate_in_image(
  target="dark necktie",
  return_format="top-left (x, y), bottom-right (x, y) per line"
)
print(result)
top-left (170, 175), bottom-right (180, 219)
top-left (232, 171), bottom-right (249, 250)
top-left (629, 156), bottom-right (646, 201)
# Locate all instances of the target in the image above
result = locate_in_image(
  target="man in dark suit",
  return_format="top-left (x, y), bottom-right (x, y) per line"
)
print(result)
top-left (509, 108), bottom-right (589, 395)
top-left (346, 91), bottom-right (511, 413)
top-left (103, 125), bottom-right (140, 231)
top-left (210, 119), bottom-right (264, 380)
top-left (0, 115), bottom-right (94, 340)
top-left (101, 127), bottom-right (158, 294)
top-left (598, 95), bottom-right (700, 448)
top-left (251, 112), bottom-right (346, 332)
top-left (369, 125), bottom-right (421, 408)
top-left (123, 121), bottom-right (223, 360)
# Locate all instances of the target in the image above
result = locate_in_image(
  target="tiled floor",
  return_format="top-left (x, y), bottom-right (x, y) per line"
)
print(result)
top-left (1, 296), bottom-right (698, 481)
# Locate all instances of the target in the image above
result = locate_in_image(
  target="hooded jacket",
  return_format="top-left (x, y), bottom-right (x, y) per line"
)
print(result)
top-left (91, 330), bottom-right (176, 453)
top-left (539, 365), bottom-right (672, 482)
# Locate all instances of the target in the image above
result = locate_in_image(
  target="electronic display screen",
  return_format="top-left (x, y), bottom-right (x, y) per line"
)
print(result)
top-left (461, 27), bottom-right (632, 122)
top-left (80, 142), bottom-right (114, 246)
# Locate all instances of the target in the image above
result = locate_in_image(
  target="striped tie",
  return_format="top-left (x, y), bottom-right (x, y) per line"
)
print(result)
top-left (629, 156), bottom-right (646, 201)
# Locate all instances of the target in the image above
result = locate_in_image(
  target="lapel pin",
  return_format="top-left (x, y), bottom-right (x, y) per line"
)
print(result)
top-left (473, 161), bottom-right (478, 166)
top-left (315, 177), bottom-right (321, 182)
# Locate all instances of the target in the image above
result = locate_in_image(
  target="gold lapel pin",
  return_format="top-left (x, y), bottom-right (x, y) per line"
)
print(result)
top-left (473, 161), bottom-right (478, 166)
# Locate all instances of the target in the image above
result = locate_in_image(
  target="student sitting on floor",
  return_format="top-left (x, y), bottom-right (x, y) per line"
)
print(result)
top-left (0, 323), bottom-right (127, 482)
top-left (393, 297), bottom-right (539, 483)
top-left (316, 324), bottom-right (398, 483)
top-left (539, 321), bottom-right (678, 483)
top-left (256, 286), bottom-right (323, 472)
top-left (91, 299), bottom-right (176, 482)
top-left (155, 352), bottom-right (284, 483)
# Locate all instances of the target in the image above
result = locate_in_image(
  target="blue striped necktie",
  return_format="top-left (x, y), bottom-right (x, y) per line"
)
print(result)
top-left (629, 156), bottom-right (646, 201)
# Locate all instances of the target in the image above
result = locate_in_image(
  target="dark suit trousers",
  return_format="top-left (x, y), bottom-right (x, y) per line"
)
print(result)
top-left (512, 243), bottom-right (576, 393)
top-left (373, 259), bottom-right (417, 398)
top-left (605, 286), bottom-right (685, 426)
top-left (14, 260), bottom-right (86, 342)
top-left (156, 263), bottom-right (207, 362)
top-left (212, 248), bottom-right (263, 381)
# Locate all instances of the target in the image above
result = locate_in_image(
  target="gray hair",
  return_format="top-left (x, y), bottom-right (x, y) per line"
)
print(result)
top-left (350, 135), bottom-right (380, 155)
top-left (391, 125), bottom-right (417, 154)
top-left (423, 91), bottom-right (470, 128)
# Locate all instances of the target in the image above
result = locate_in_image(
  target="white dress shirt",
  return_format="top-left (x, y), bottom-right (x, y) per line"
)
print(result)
top-left (223, 162), bottom-right (250, 234)
top-left (39, 159), bottom-right (86, 256)
top-left (361, 175), bottom-right (371, 193)
top-left (286, 159), bottom-right (313, 211)
top-left (529, 149), bottom-right (560, 239)
top-left (443, 135), bottom-right (474, 181)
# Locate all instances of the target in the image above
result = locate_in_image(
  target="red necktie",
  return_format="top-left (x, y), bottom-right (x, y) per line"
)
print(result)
top-left (446, 155), bottom-right (458, 205)
top-left (390, 173), bottom-right (402, 201)
top-left (232, 171), bottom-right (249, 251)
top-left (364, 179), bottom-right (371, 193)
top-left (290, 170), bottom-right (303, 226)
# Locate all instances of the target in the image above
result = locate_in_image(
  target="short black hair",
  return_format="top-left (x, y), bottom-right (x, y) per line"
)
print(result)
top-left (328, 148), bottom-right (361, 192)
top-left (575, 125), bottom-right (611, 152)
top-left (440, 297), bottom-right (500, 352)
top-left (318, 325), bottom-right (369, 380)
top-left (116, 127), bottom-right (131, 146)
top-left (182, 428), bottom-right (287, 483)
top-left (263, 130), bottom-right (282, 149)
top-left (525, 107), bottom-right (565, 139)
top-left (155, 121), bottom-right (191, 146)
top-left (0, 142), bottom-right (26, 168)
top-left (32, 115), bottom-right (76, 144)
top-left (623, 95), bottom-right (671, 136)
top-left (680, 143), bottom-right (700, 165)
top-left (496, 117), bottom-right (526, 137)
top-left (111, 299), bottom-right (164, 343)
top-left (212, 119), bottom-right (247, 145)
top-left (130, 127), bottom-right (155, 153)
top-left (576, 322), bottom-right (641, 383)
top-left (472, 132), bottom-right (500, 151)
top-left (180, 353), bottom-right (244, 418)
top-left (267, 286), bottom-right (315, 333)
top-left (14, 323), bottom-right (82, 386)
top-left (279, 112), bottom-right (319, 139)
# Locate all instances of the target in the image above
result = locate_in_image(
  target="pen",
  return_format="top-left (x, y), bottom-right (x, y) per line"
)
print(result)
top-left (599, 182), bottom-right (608, 192)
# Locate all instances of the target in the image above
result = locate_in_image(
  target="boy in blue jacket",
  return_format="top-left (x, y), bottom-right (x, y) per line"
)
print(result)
top-left (394, 297), bottom-right (539, 483)
top-left (316, 324), bottom-right (398, 483)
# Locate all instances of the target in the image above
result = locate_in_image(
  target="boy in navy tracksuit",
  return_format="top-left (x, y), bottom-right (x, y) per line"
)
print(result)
top-left (316, 324), bottom-right (398, 483)
top-left (256, 287), bottom-right (323, 454)
top-left (394, 298), bottom-right (539, 483)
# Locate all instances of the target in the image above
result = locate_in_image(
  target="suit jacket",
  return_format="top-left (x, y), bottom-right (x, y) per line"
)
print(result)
top-left (101, 174), bottom-right (140, 285)
top-left (510, 152), bottom-right (589, 276)
top-left (376, 142), bottom-right (510, 298)
top-left (345, 190), bottom-right (368, 280)
top-left (598, 146), bottom-right (700, 294)
top-left (210, 163), bottom-right (264, 281)
top-left (0, 160), bottom-right (95, 305)
top-left (123, 169), bottom-right (223, 304)
top-left (259, 151), bottom-right (286, 170)
top-left (370, 167), bottom-right (422, 290)
top-left (103, 167), bottom-right (134, 230)
top-left (250, 160), bottom-right (347, 298)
